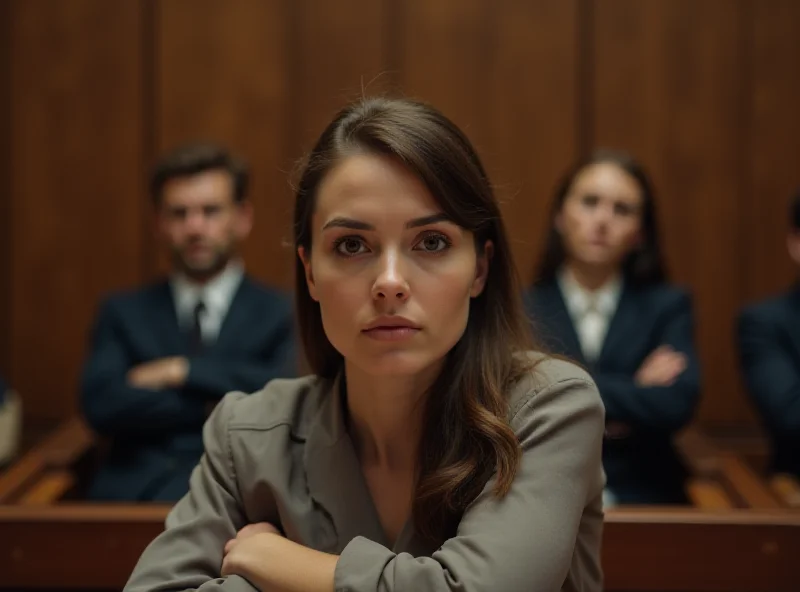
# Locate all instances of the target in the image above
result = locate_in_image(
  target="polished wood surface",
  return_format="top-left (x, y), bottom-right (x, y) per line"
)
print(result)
top-left (1, 418), bottom-right (799, 590)
top-left (0, 417), bottom-right (91, 503)
top-left (0, 505), bottom-right (797, 591)
top-left (2, 0), bottom-right (800, 433)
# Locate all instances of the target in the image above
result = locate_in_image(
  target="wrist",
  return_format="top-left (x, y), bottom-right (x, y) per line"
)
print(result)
top-left (171, 357), bottom-right (189, 386)
top-left (234, 533), bottom-right (281, 583)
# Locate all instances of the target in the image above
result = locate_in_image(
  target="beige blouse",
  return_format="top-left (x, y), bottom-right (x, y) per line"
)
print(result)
top-left (125, 355), bottom-right (605, 592)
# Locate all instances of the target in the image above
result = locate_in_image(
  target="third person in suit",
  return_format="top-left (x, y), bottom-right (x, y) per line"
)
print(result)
top-left (525, 150), bottom-right (701, 505)
top-left (738, 188), bottom-right (800, 480)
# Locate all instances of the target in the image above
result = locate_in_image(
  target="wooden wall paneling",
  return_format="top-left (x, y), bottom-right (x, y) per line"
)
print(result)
top-left (747, 0), bottom-right (800, 302)
top-left (483, 0), bottom-right (581, 284)
top-left (396, 0), bottom-right (493, 159)
top-left (157, 0), bottom-right (292, 287)
top-left (0, 0), bottom-right (11, 381)
top-left (591, 0), bottom-right (751, 425)
top-left (10, 0), bottom-right (146, 421)
top-left (286, 0), bottom-right (392, 163)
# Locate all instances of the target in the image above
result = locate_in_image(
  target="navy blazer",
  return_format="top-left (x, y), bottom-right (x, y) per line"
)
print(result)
top-left (80, 276), bottom-right (296, 501)
top-left (738, 288), bottom-right (800, 478)
top-left (524, 279), bottom-right (701, 504)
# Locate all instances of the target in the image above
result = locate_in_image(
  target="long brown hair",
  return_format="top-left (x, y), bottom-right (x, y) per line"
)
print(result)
top-left (293, 97), bottom-right (536, 541)
top-left (534, 149), bottom-right (668, 286)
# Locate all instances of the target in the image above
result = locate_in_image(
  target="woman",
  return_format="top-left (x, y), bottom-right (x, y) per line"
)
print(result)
top-left (125, 98), bottom-right (605, 592)
top-left (524, 150), bottom-right (700, 506)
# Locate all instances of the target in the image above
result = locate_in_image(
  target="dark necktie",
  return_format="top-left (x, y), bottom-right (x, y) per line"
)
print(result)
top-left (189, 300), bottom-right (206, 355)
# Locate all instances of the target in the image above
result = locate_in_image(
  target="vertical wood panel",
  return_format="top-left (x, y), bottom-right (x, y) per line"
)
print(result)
top-left (0, 0), bottom-right (11, 381)
top-left (592, 0), bottom-right (750, 425)
top-left (398, 0), bottom-right (492, 154)
top-left (157, 0), bottom-right (291, 286)
top-left (484, 0), bottom-right (580, 283)
top-left (287, 0), bottom-right (391, 161)
top-left (10, 0), bottom-right (146, 421)
top-left (748, 0), bottom-right (800, 301)
top-left (5, 0), bottom-right (800, 430)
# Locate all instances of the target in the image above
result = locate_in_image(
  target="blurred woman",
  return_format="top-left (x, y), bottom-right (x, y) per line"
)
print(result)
top-left (525, 150), bottom-right (700, 505)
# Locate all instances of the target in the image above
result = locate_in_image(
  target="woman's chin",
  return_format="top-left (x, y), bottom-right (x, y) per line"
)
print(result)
top-left (351, 350), bottom-right (442, 379)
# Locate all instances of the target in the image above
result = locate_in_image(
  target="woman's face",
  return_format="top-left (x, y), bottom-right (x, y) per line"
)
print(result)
top-left (556, 162), bottom-right (645, 271)
top-left (299, 153), bottom-right (490, 378)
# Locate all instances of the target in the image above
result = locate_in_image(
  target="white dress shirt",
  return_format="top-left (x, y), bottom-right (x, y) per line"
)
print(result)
top-left (557, 267), bottom-right (622, 363)
top-left (171, 261), bottom-right (245, 345)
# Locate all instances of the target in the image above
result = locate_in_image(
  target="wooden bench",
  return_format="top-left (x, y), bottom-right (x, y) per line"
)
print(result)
top-left (0, 416), bottom-right (92, 504)
top-left (677, 427), bottom-right (796, 510)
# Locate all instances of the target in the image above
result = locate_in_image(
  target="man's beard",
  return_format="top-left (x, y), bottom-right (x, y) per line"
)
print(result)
top-left (173, 245), bottom-right (230, 282)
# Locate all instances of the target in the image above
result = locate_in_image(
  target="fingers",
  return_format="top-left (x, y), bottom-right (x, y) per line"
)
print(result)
top-left (636, 348), bottom-right (687, 386)
top-left (236, 522), bottom-right (281, 540)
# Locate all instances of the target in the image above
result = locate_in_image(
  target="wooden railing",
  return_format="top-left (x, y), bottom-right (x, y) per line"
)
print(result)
top-left (1, 418), bottom-right (798, 591)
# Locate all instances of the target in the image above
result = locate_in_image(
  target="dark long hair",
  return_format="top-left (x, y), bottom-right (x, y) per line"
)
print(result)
top-left (293, 97), bottom-right (536, 541)
top-left (534, 149), bottom-right (668, 286)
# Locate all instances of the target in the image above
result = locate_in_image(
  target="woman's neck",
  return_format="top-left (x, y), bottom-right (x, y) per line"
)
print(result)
top-left (564, 259), bottom-right (620, 292)
top-left (343, 361), bottom-right (440, 472)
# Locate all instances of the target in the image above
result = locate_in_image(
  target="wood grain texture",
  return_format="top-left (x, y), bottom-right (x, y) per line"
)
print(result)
top-left (0, 505), bottom-right (797, 590)
top-left (746, 0), bottom-right (800, 301)
top-left (9, 0), bottom-right (146, 420)
top-left (157, 0), bottom-right (292, 286)
top-left (0, 0), bottom-right (11, 382)
top-left (3, 0), bottom-right (800, 431)
top-left (591, 0), bottom-right (750, 424)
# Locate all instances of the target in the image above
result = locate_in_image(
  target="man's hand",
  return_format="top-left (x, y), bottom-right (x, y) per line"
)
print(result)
top-left (127, 357), bottom-right (189, 390)
top-left (634, 345), bottom-right (687, 387)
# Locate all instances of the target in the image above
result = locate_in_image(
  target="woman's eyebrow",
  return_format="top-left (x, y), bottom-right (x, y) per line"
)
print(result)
top-left (322, 217), bottom-right (373, 231)
top-left (405, 213), bottom-right (450, 228)
top-left (322, 213), bottom-right (451, 231)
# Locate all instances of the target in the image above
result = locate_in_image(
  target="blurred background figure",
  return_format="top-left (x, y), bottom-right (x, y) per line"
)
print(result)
top-left (0, 375), bottom-right (21, 466)
top-left (79, 144), bottom-right (297, 502)
top-left (738, 188), bottom-right (800, 481)
top-left (525, 150), bottom-right (701, 505)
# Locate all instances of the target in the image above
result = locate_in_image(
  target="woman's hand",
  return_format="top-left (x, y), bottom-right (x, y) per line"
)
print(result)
top-left (222, 522), bottom-right (283, 577)
top-left (221, 521), bottom-right (338, 592)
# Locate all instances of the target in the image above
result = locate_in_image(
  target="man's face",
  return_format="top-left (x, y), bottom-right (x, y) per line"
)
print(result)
top-left (157, 169), bottom-right (252, 280)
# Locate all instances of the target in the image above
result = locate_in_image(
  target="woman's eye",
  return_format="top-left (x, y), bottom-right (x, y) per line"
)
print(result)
top-left (335, 237), bottom-right (368, 256)
top-left (415, 235), bottom-right (450, 253)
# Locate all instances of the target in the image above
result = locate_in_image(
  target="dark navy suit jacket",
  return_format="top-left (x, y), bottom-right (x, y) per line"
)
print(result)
top-left (525, 279), bottom-right (701, 504)
top-left (80, 277), bottom-right (296, 501)
top-left (738, 287), bottom-right (800, 478)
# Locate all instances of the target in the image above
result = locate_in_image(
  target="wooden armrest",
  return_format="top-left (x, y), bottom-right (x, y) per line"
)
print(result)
top-left (770, 473), bottom-right (800, 508)
top-left (0, 452), bottom-right (47, 503)
top-left (0, 417), bottom-right (94, 504)
top-left (686, 478), bottom-right (733, 509)
top-left (19, 470), bottom-right (76, 505)
top-left (718, 453), bottom-right (781, 509)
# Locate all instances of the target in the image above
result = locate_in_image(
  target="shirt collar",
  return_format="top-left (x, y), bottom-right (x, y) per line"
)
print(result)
top-left (557, 266), bottom-right (622, 318)
top-left (171, 260), bottom-right (244, 319)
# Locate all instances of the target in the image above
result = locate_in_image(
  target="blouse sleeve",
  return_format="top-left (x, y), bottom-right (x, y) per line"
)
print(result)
top-left (124, 392), bottom-right (266, 592)
top-left (334, 372), bottom-right (605, 592)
